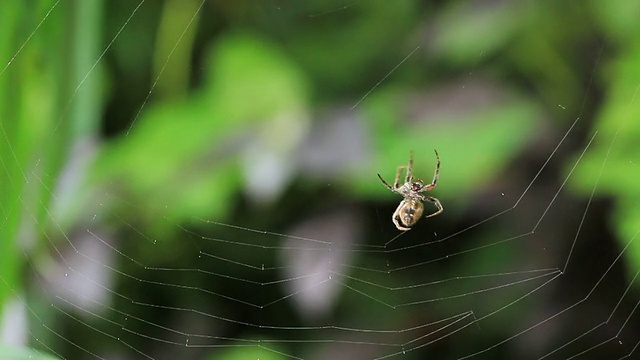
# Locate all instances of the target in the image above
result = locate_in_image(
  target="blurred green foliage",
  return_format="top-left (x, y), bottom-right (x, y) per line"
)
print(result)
top-left (363, 90), bottom-right (539, 199)
top-left (569, 15), bottom-right (640, 275)
top-left (0, 344), bottom-right (59, 360)
top-left (568, 0), bottom-right (640, 279)
top-left (1, 0), bottom-right (640, 359)
top-left (213, 345), bottom-right (287, 360)
top-left (0, 0), bottom-right (66, 330)
top-left (0, 0), bottom-right (99, 358)
top-left (93, 33), bottom-right (310, 224)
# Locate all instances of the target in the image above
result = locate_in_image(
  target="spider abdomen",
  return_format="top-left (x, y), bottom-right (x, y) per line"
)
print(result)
top-left (393, 199), bottom-right (424, 230)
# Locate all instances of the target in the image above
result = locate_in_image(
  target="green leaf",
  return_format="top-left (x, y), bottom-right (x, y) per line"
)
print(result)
top-left (209, 345), bottom-right (288, 360)
top-left (0, 344), bottom-right (60, 360)
top-left (359, 86), bottom-right (540, 205)
top-left (568, 39), bottom-right (640, 278)
top-left (92, 33), bottom-right (309, 224)
top-left (432, 1), bottom-right (520, 64)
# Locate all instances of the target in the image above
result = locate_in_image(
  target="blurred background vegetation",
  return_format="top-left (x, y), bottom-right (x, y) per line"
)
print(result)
top-left (1, 0), bottom-right (640, 359)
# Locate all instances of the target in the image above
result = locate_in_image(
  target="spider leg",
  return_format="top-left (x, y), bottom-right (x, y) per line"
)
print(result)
top-left (418, 149), bottom-right (440, 192)
top-left (424, 196), bottom-right (443, 218)
top-left (393, 216), bottom-right (412, 231)
top-left (431, 149), bottom-right (440, 186)
top-left (393, 165), bottom-right (408, 188)
top-left (377, 174), bottom-right (396, 191)
top-left (405, 150), bottom-right (414, 183)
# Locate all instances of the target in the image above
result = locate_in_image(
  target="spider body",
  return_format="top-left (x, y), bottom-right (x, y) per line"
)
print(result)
top-left (395, 198), bottom-right (424, 229)
top-left (377, 150), bottom-right (443, 231)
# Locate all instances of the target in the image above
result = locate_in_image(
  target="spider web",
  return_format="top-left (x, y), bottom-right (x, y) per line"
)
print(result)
top-left (1, 1), bottom-right (639, 360)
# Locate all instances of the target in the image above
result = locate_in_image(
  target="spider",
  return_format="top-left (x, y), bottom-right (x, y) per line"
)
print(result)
top-left (377, 150), bottom-right (443, 231)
